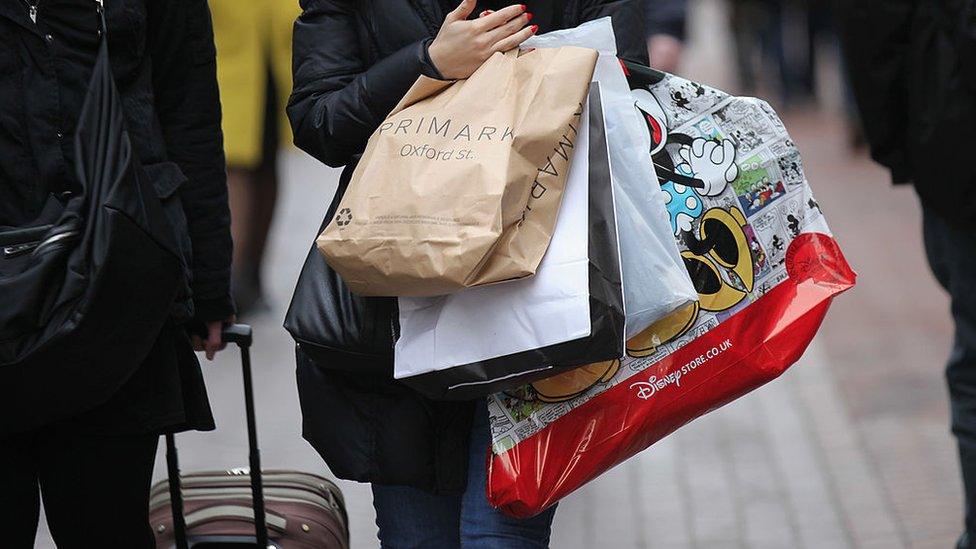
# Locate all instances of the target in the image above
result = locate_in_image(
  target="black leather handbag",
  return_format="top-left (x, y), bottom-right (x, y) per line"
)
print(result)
top-left (283, 201), bottom-right (396, 377)
top-left (0, 2), bottom-right (183, 434)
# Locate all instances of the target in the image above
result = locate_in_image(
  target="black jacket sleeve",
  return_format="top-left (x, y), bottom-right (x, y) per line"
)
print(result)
top-left (287, 0), bottom-right (443, 168)
top-left (148, 0), bottom-right (234, 322)
top-left (577, 0), bottom-right (650, 64)
top-left (960, 0), bottom-right (976, 91)
top-left (838, 0), bottom-right (916, 183)
top-left (644, 0), bottom-right (687, 41)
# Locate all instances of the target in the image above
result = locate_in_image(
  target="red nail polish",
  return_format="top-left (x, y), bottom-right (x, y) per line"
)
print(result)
top-left (530, 24), bottom-right (538, 33)
top-left (526, 12), bottom-right (533, 21)
top-left (520, 4), bottom-right (527, 11)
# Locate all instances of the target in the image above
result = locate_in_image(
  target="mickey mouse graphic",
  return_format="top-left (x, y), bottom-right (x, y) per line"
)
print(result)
top-left (787, 214), bottom-right (801, 237)
top-left (669, 80), bottom-right (708, 111)
top-left (624, 204), bottom-right (755, 359)
top-left (808, 198), bottom-right (822, 215)
top-left (525, 77), bottom-right (757, 400)
top-left (624, 82), bottom-right (753, 358)
top-left (631, 87), bottom-right (739, 236)
top-left (530, 359), bottom-right (621, 403)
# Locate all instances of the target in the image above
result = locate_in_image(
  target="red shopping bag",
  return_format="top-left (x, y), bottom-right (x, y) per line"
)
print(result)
top-left (485, 61), bottom-right (856, 518)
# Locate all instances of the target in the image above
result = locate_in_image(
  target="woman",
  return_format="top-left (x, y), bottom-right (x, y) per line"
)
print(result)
top-left (288, 1), bottom-right (643, 547)
top-left (0, 1), bottom-right (233, 546)
top-left (209, 0), bottom-right (300, 315)
top-left (644, 0), bottom-right (687, 73)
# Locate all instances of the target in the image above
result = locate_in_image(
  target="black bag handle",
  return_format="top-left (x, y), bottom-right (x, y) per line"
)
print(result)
top-left (165, 324), bottom-right (270, 549)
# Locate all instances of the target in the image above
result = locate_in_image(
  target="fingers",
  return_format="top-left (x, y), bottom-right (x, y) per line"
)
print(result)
top-left (205, 321), bottom-right (222, 361)
top-left (191, 334), bottom-right (205, 352)
top-left (703, 141), bottom-right (722, 165)
top-left (492, 23), bottom-right (538, 53)
top-left (702, 140), bottom-right (718, 162)
top-left (478, 4), bottom-right (526, 30)
top-left (487, 11), bottom-right (533, 46)
top-left (724, 151), bottom-right (739, 181)
top-left (725, 163), bottom-right (739, 182)
top-left (446, 0), bottom-right (477, 23)
top-left (719, 139), bottom-right (735, 164)
top-left (479, 9), bottom-right (493, 18)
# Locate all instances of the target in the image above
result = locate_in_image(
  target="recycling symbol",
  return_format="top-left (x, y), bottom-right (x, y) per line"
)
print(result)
top-left (335, 208), bottom-right (352, 227)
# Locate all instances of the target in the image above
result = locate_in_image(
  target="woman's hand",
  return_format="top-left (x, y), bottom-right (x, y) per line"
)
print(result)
top-left (191, 316), bottom-right (235, 361)
top-left (428, 0), bottom-right (537, 80)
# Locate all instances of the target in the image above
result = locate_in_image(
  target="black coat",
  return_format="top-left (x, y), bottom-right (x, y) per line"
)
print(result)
top-left (840, 0), bottom-right (976, 229)
top-left (644, 0), bottom-right (687, 40)
top-left (288, 0), bottom-right (646, 493)
top-left (0, 0), bottom-right (232, 434)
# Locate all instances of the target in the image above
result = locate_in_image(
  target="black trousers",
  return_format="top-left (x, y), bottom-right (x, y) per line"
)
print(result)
top-left (922, 206), bottom-right (976, 549)
top-left (0, 428), bottom-right (158, 548)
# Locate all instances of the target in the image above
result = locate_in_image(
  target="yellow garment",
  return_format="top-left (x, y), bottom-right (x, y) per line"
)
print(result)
top-left (209, 0), bottom-right (300, 168)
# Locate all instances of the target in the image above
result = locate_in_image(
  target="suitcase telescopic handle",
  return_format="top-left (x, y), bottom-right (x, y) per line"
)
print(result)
top-left (165, 324), bottom-right (271, 549)
top-left (221, 323), bottom-right (252, 347)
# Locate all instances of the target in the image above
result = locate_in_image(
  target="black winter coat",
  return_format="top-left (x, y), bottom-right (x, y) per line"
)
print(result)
top-left (288, 0), bottom-right (646, 493)
top-left (840, 0), bottom-right (976, 229)
top-left (644, 0), bottom-right (687, 40)
top-left (0, 0), bottom-right (232, 434)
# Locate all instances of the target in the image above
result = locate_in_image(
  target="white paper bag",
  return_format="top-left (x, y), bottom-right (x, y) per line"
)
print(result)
top-left (524, 18), bottom-right (697, 338)
top-left (394, 100), bottom-right (595, 379)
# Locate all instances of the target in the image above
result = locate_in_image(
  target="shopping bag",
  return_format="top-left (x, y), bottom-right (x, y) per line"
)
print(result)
top-left (522, 18), bottom-right (697, 338)
top-left (394, 85), bottom-right (624, 401)
top-left (318, 47), bottom-right (598, 297)
top-left (485, 62), bottom-right (856, 518)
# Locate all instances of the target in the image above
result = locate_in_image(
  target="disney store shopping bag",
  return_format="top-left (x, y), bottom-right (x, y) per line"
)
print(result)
top-left (395, 87), bottom-right (625, 401)
top-left (486, 62), bottom-right (856, 518)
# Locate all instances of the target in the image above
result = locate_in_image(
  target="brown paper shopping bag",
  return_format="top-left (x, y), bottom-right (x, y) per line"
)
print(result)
top-left (317, 46), bottom-right (598, 297)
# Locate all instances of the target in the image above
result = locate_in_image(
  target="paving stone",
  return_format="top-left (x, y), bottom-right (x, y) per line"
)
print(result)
top-left (633, 438), bottom-right (695, 548)
top-left (794, 344), bottom-right (907, 548)
top-left (758, 366), bottom-right (851, 549)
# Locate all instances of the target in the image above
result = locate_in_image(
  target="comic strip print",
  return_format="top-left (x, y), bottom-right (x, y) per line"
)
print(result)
top-left (488, 70), bottom-right (832, 449)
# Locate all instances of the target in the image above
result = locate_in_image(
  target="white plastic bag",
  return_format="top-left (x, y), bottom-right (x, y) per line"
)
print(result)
top-left (524, 18), bottom-right (696, 337)
top-left (395, 105), bottom-right (592, 378)
top-left (395, 96), bottom-right (625, 384)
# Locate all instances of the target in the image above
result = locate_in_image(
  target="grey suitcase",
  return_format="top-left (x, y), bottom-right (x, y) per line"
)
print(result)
top-left (149, 324), bottom-right (349, 548)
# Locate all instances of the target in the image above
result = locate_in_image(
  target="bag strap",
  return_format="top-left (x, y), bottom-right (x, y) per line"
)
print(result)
top-left (95, 0), bottom-right (107, 39)
top-left (165, 325), bottom-right (269, 549)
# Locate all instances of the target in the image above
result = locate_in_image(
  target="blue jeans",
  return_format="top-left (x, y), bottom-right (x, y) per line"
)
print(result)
top-left (372, 401), bottom-right (557, 549)
top-left (922, 207), bottom-right (976, 549)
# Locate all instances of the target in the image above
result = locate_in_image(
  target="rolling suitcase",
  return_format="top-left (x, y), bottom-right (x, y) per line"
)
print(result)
top-left (149, 324), bottom-right (350, 548)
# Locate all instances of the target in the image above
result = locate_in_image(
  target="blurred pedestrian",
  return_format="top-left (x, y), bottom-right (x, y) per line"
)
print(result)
top-left (287, 1), bottom-right (644, 547)
top-left (645, 0), bottom-right (687, 72)
top-left (0, 1), bottom-right (233, 547)
top-left (839, 2), bottom-right (976, 547)
top-left (730, 0), bottom-right (830, 106)
top-left (210, 0), bottom-right (300, 315)
top-left (729, 0), bottom-right (776, 95)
